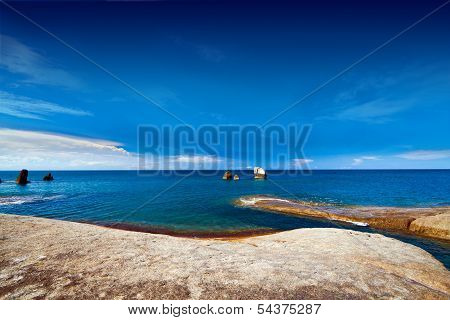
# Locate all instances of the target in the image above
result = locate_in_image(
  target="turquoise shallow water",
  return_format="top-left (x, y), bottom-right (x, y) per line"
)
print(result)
top-left (0, 170), bottom-right (449, 267)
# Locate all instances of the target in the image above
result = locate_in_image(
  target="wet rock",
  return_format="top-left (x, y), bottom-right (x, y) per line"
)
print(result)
top-left (16, 170), bottom-right (30, 185)
top-left (43, 173), bottom-right (54, 181)
top-left (222, 171), bottom-right (232, 180)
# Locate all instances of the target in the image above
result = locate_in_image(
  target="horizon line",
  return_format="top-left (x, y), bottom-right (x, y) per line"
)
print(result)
top-left (1, 168), bottom-right (449, 172)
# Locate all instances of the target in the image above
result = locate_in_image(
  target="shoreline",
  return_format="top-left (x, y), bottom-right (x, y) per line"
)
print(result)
top-left (235, 196), bottom-right (450, 241)
top-left (91, 221), bottom-right (278, 240)
top-left (1, 213), bottom-right (449, 299)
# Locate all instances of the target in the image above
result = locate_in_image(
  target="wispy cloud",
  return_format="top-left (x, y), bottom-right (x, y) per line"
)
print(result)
top-left (329, 98), bottom-right (413, 123)
top-left (142, 154), bottom-right (224, 170)
top-left (351, 156), bottom-right (379, 166)
top-left (0, 34), bottom-right (81, 88)
top-left (0, 128), bottom-right (228, 170)
top-left (146, 86), bottom-right (183, 107)
top-left (0, 91), bottom-right (92, 120)
top-left (292, 158), bottom-right (314, 166)
top-left (396, 150), bottom-right (450, 160)
top-left (169, 155), bottom-right (222, 164)
top-left (334, 75), bottom-right (398, 105)
top-left (0, 129), bottom-right (134, 170)
top-left (323, 66), bottom-right (447, 124)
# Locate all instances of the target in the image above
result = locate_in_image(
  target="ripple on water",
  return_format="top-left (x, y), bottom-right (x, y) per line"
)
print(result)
top-left (0, 195), bottom-right (65, 206)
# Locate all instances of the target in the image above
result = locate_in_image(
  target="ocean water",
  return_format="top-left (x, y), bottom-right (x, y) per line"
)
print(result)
top-left (1, 170), bottom-right (449, 267)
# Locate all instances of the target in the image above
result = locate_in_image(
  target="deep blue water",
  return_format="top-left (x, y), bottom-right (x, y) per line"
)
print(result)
top-left (0, 170), bottom-right (449, 267)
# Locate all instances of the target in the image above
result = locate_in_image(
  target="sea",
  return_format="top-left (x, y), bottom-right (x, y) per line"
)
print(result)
top-left (1, 170), bottom-right (449, 268)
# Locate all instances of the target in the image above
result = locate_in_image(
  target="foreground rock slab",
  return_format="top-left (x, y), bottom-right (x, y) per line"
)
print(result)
top-left (0, 214), bottom-right (449, 299)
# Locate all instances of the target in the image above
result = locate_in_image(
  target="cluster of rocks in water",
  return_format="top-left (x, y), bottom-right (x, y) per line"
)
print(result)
top-left (222, 167), bottom-right (267, 180)
top-left (222, 171), bottom-right (239, 180)
top-left (0, 169), bottom-right (55, 185)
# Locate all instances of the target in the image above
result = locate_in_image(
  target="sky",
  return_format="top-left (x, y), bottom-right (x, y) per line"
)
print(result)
top-left (0, 0), bottom-right (449, 170)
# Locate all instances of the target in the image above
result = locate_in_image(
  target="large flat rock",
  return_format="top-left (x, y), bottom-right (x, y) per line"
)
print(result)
top-left (236, 196), bottom-right (450, 240)
top-left (410, 213), bottom-right (450, 240)
top-left (0, 214), bottom-right (449, 299)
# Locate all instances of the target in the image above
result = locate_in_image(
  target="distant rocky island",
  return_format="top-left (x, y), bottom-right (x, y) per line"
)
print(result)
top-left (5, 170), bottom-right (55, 185)
top-left (222, 167), bottom-right (266, 180)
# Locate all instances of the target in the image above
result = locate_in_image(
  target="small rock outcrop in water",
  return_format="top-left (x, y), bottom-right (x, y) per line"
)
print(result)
top-left (16, 169), bottom-right (30, 185)
top-left (233, 174), bottom-right (240, 181)
top-left (254, 167), bottom-right (267, 179)
top-left (43, 173), bottom-right (54, 181)
top-left (222, 171), bottom-right (232, 180)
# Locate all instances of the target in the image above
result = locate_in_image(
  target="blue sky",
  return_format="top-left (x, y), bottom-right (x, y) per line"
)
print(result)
top-left (0, 0), bottom-right (449, 170)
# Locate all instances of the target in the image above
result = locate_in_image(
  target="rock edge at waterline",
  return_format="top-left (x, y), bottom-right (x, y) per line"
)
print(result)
top-left (236, 195), bottom-right (450, 241)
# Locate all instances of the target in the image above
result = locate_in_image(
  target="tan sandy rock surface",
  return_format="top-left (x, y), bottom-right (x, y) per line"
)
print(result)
top-left (1, 214), bottom-right (449, 299)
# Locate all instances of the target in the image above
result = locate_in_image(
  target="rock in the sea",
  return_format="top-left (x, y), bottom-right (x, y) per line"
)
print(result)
top-left (254, 167), bottom-right (267, 179)
top-left (222, 171), bottom-right (232, 180)
top-left (233, 174), bottom-right (240, 180)
top-left (409, 213), bottom-right (450, 241)
top-left (43, 173), bottom-right (54, 181)
top-left (16, 169), bottom-right (30, 185)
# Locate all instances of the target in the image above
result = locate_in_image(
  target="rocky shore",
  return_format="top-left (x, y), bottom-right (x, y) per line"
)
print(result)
top-left (236, 196), bottom-right (450, 241)
top-left (0, 214), bottom-right (449, 299)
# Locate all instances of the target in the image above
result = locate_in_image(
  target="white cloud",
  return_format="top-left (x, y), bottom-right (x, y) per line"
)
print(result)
top-left (169, 155), bottom-right (222, 164)
top-left (292, 158), bottom-right (314, 166)
top-left (0, 129), bottom-right (228, 170)
top-left (0, 91), bottom-right (92, 120)
top-left (352, 156), bottom-right (379, 166)
top-left (396, 150), bottom-right (450, 160)
top-left (0, 34), bottom-right (81, 88)
top-left (0, 129), bottom-right (134, 170)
